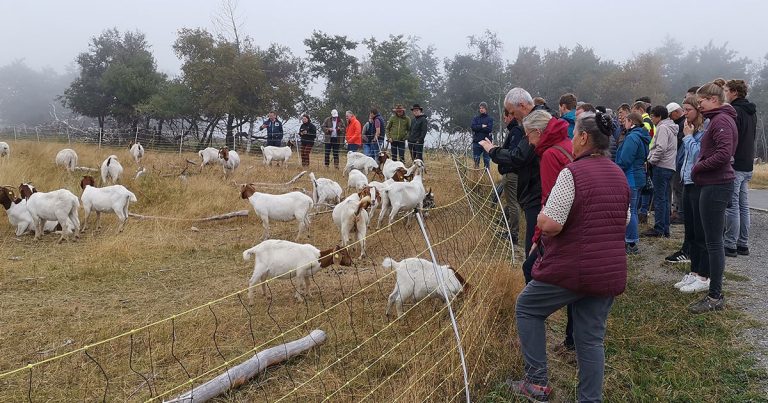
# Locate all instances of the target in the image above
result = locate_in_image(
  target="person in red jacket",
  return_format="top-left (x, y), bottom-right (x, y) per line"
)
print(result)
top-left (506, 112), bottom-right (629, 402)
top-left (345, 111), bottom-right (362, 152)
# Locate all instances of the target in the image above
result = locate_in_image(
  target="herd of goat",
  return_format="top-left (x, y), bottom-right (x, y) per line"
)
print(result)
top-left (0, 140), bottom-right (465, 317)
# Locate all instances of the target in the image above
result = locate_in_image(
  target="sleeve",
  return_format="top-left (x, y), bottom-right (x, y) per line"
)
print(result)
top-left (692, 124), bottom-right (734, 175)
top-left (615, 135), bottom-right (637, 171)
top-left (488, 137), bottom-right (535, 172)
top-left (420, 119), bottom-right (429, 141)
top-left (308, 123), bottom-right (317, 135)
top-left (539, 150), bottom-right (563, 205)
top-left (486, 117), bottom-right (494, 134)
top-left (541, 168), bottom-right (575, 226)
top-left (470, 116), bottom-right (481, 132)
top-left (386, 117), bottom-right (393, 132)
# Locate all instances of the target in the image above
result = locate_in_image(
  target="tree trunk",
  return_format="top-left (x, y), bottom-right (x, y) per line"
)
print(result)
top-left (225, 114), bottom-right (235, 149)
top-left (246, 118), bottom-right (254, 154)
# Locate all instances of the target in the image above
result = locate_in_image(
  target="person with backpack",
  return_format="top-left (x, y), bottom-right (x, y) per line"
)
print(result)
top-left (363, 108), bottom-right (386, 159)
top-left (642, 105), bottom-right (678, 238)
top-left (615, 112), bottom-right (651, 255)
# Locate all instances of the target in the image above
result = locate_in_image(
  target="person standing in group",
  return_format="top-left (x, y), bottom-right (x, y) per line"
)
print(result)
top-left (642, 105), bottom-right (678, 238)
top-left (610, 103), bottom-right (631, 160)
top-left (322, 109), bottom-right (345, 168)
top-left (386, 104), bottom-right (410, 162)
top-left (260, 111), bottom-right (284, 147)
top-left (408, 104), bottom-right (428, 162)
top-left (364, 108), bottom-right (385, 159)
top-left (558, 93), bottom-right (577, 139)
top-left (687, 81), bottom-right (738, 314)
top-left (471, 102), bottom-right (494, 169)
top-left (490, 109), bottom-right (523, 244)
top-left (723, 79), bottom-right (757, 258)
top-left (345, 111), bottom-right (362, 152)
top-left (615, 112), bottom-right (651, 255)
top-left (668, 102), bottom-right (687, 225)
top-left (632, 100), bottom-right (655, 224)
top-left (298, 114), bottom-right (317, 167)
top-left (671, 96), bottom-right (708, 288)
top-left (506, 112), bottom-right (629, 402)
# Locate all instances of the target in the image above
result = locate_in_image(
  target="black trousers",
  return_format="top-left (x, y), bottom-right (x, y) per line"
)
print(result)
top-left (408, 142), bottom-right (424, 162)
top-left (324, 137), bottom-right (342, 167)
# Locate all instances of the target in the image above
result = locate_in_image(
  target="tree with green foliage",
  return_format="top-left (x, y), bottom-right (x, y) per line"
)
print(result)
top-left (303, 31), bottom-right (358, 111)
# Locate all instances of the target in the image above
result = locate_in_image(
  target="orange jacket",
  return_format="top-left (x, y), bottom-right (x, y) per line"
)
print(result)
top-left (346, 116), bottom-right (362, 145)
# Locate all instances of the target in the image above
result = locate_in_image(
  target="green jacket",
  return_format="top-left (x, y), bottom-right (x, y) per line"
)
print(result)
top-left (386, 114), bottom-right (411, 141)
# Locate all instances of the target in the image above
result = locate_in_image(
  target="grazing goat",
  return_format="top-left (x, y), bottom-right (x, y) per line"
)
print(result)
top-left (243, 240), bottom-right (353, 303)
top-left (0, 142), bottom-right (9, 158)
top-left (0, 187), bottom-right (58, 236)
top-left (382, 257), bottom-right (467, 318)
top-left (55, 148), bottom-right (78, 172)
top-left (332, 194), bottom-right (372, 258)
top-left (218, 147), bottom-right (240, 177)
top-left (240, 183), bottom-right (314, 241)
top-left (309, 172), bottom-right (342, 206)
top-left (80, 175), bottom-right (137, 232)
top-left (347, 169), bottom-right (368, 191)
top-left (261, 145), bottom-right (292, 167)
top-left (377, 160), bottom-right (426, 228)
top-left (19, 183), bottom-right (80, 243)
top-left (365, 180), bottom-right (391, 221)
top-left (198, 147), bottom-right (221, 170)
top-left (100, 155), bottom-right (123, 184)
top-left (129, 142), bottom-right (145, 164)
top-left (378, 151), bottom-right (407, 180)
top-left (343, 153), bottom-right (379, 176)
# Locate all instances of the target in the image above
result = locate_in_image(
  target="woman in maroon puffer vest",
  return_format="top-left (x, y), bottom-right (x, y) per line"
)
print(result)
top-left (505, 112), bottom-right (630, 403)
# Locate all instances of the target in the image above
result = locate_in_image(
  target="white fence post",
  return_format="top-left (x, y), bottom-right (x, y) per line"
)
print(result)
top-left (35, 127), bottom-right (40, 142)
top-left (13, 126), bottom-right (17, 141)
top-left (179, 120), bottom-right (184, 155)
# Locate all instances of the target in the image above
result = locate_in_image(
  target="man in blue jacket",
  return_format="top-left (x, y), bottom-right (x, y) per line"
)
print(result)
top-left (471, 102), bottom-right (494, 169)
top-left (260, 111), bottom-right (284, 147)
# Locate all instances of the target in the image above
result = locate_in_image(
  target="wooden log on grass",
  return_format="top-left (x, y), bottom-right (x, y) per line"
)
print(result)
top-left (129, 210), bottom-right (249, 222)
top-left (165, 329), bottom-right (327, 403)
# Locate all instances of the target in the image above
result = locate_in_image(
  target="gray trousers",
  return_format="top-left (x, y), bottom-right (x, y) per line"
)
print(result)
top-left (516, 280), bottom-right (614, 403)
top-left (503, 172), bottom-right (520, 244)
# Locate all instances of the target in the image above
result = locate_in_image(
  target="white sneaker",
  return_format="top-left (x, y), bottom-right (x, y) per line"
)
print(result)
top-left (674, 273), bottom-right (696, 289)
top-left (680, 277), bottom-right (710, 293)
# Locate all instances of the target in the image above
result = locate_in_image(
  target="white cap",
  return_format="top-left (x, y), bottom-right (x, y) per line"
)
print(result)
top-left (666, 102), bottom-right (683, 114)
top-left (331, 109), bottom-right (338, 117)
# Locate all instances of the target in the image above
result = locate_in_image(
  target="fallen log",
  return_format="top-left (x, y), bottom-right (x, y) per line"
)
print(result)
top-left (74, 166), bottom-right (99, 172)
top-left (165, 329), bottom-right (327, 403)
top-left (129, 210), bottom-right (248, 222)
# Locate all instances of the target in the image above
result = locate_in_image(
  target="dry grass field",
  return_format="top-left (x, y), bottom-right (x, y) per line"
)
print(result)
top-left (0, 140), bottom-right (522, 401)
top-left (752, 163), bottom-right (768, 189)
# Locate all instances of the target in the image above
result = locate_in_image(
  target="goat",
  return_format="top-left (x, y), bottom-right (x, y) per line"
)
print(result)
top-left (19, 183), bottom-right (80, 243)
top-left (198, 147), bottom-right (221, 171)
top-left (80, 175), bottom-right (137, 232)
top-left (129, 142), bottom-right (145, 164)
top-left (332, 195), bottom-right (372, 258)
top-left (55, 148), bottom-right (78, 172)
top-left (261, 145), bottom-right (292, 167)
top-left (422, 188), bottom-right (435, 217)
top-left (100, 155), bottom-right (123, 184)
top-left (382, 257), bottom-right (467, 318)
top-left (343, 153), bottom-right (379, 176)
top-left (0, 187), bottom-right (58, 236)
top-left (347, 169), bottom-right (369, 191)
top-left (378, 151), bottom-right (407, 180)
top-left (309, 172), bottom-right (342, 206)
top-left (243, 240), bottom-right (353, 303)
top-left (0, 142), bottom-right (9, 158)
top-left (240, 183), bottom-right (314, 241)
top-left (377, 160), bottom-right (426, 228)
top-left (218, 147), bottom-right (240, 177)
top-left (365, 180), bottom-right (391, 221)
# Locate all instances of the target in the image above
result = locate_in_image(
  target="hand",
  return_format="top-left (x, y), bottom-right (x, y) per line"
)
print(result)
top-left (683, 121), bottom-right (694, 136)
top-left (478, 138), bottom-right (495, 153)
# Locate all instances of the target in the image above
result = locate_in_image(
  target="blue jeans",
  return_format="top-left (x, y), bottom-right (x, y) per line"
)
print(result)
top-left (363, 140), bottom-right (383, 159)
top-left (724, 170), bottom-right (752, 249)
top-left (626, 187), bottom-right (642, 244)
top-left (651, 167), bottom-right (675, 236)
top-left (347, 143), bottom-right (360, 152)
top-left (471, 142), bottom-right (490, 169)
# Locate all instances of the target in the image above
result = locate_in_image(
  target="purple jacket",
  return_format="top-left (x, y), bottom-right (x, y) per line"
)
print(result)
top-left (533, 154), bottom-right (630, 297)
top-left (691, 104), bottom-right (738, 186)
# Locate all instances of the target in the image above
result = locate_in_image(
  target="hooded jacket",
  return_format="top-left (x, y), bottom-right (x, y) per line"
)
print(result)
top-left (647, 118), bottom-right (678, 171)
top-left (730, 97), bottom-right (757, 172)
top-left (615, 125), bottom-right (651, 189)
top-left (692, 104), bottom-right (738, 186)
top-left (408, 114), bottom-right (429, 144)
top-left (561, 110), bottom-right (576, 139)
top-left (346, 116), bottom-right (362, 145)
top-left (532, 117), bottom-right (572, 244)
top-left (496, 120), bottom-right (523, 175)
top-left (386, 113), bottom-right (411, 141)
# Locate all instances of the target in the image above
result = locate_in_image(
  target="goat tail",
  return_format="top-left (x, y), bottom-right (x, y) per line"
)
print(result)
top-left (381, 257), bottom-right (398, 270)
top-left (243, 247), bottom-right (257, 262)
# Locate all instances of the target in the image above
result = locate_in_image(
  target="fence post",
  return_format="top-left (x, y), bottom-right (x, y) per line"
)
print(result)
top-left (179, 120), bottom-right (184, 155)
top-left (13, 126), bottom-right (17, 141)
top-left (98, 127), bottom-right (102, 150)
top-left (35, 127), bottom-right (40, 142)
top-left (66, 126), bottom-right (70, 144)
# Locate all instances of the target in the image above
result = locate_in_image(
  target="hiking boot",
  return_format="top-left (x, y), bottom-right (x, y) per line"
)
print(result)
top-left (724, 247), bottom-right (738, 258)
top-left (503, 379), bottom-right (552, 402)
top-left (688, 295), bottom-right (725, 314)
top-left (674, 273), bottom-right (696, 289)
top-left (680, 277), bottom-right (710, 293)
top-left (737, 246), bottom-right (750, 256)
top-left (665, 250), bottom-right (690, 264)
top-left (625, 243), bottom-right (640, 255)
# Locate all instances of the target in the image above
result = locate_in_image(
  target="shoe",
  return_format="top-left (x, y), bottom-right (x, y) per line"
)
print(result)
top-left (503, 379), bottom-right (552, 402)
top-left (626, 243), bottom-right (640, 255)
top-left (639, 213), bottom-right (648, 224)
top-left (665, 250), bottom-right (691, 264)
top-left (724, 247), bottom-right (737, 258)
top-left (737, 246), bottom-right (750, 256)
top-left (641, 228), bottom-right (666, 238)
top-left (674, 273), bottom-right (696, 289)
top-left (670, 214), bottom-right (684, 225)
top-left (680, 277), bottom-right (710, 293)
top-left (688, 295), bottom-right (725, 314)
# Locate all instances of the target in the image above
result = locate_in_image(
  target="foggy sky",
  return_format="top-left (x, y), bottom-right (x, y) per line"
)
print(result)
top-left (2, 0), bottom-right (766, 77)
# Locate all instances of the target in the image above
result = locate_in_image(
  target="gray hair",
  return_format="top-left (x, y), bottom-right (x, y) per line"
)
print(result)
top-left (522, 110), bottom-right (552, 132)
top-left (504, 87), bottom-right (534, 107)
top-left (345, 110), bottom-right (354, 117)
top-left (574, 111), bottom-right (595, 135)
